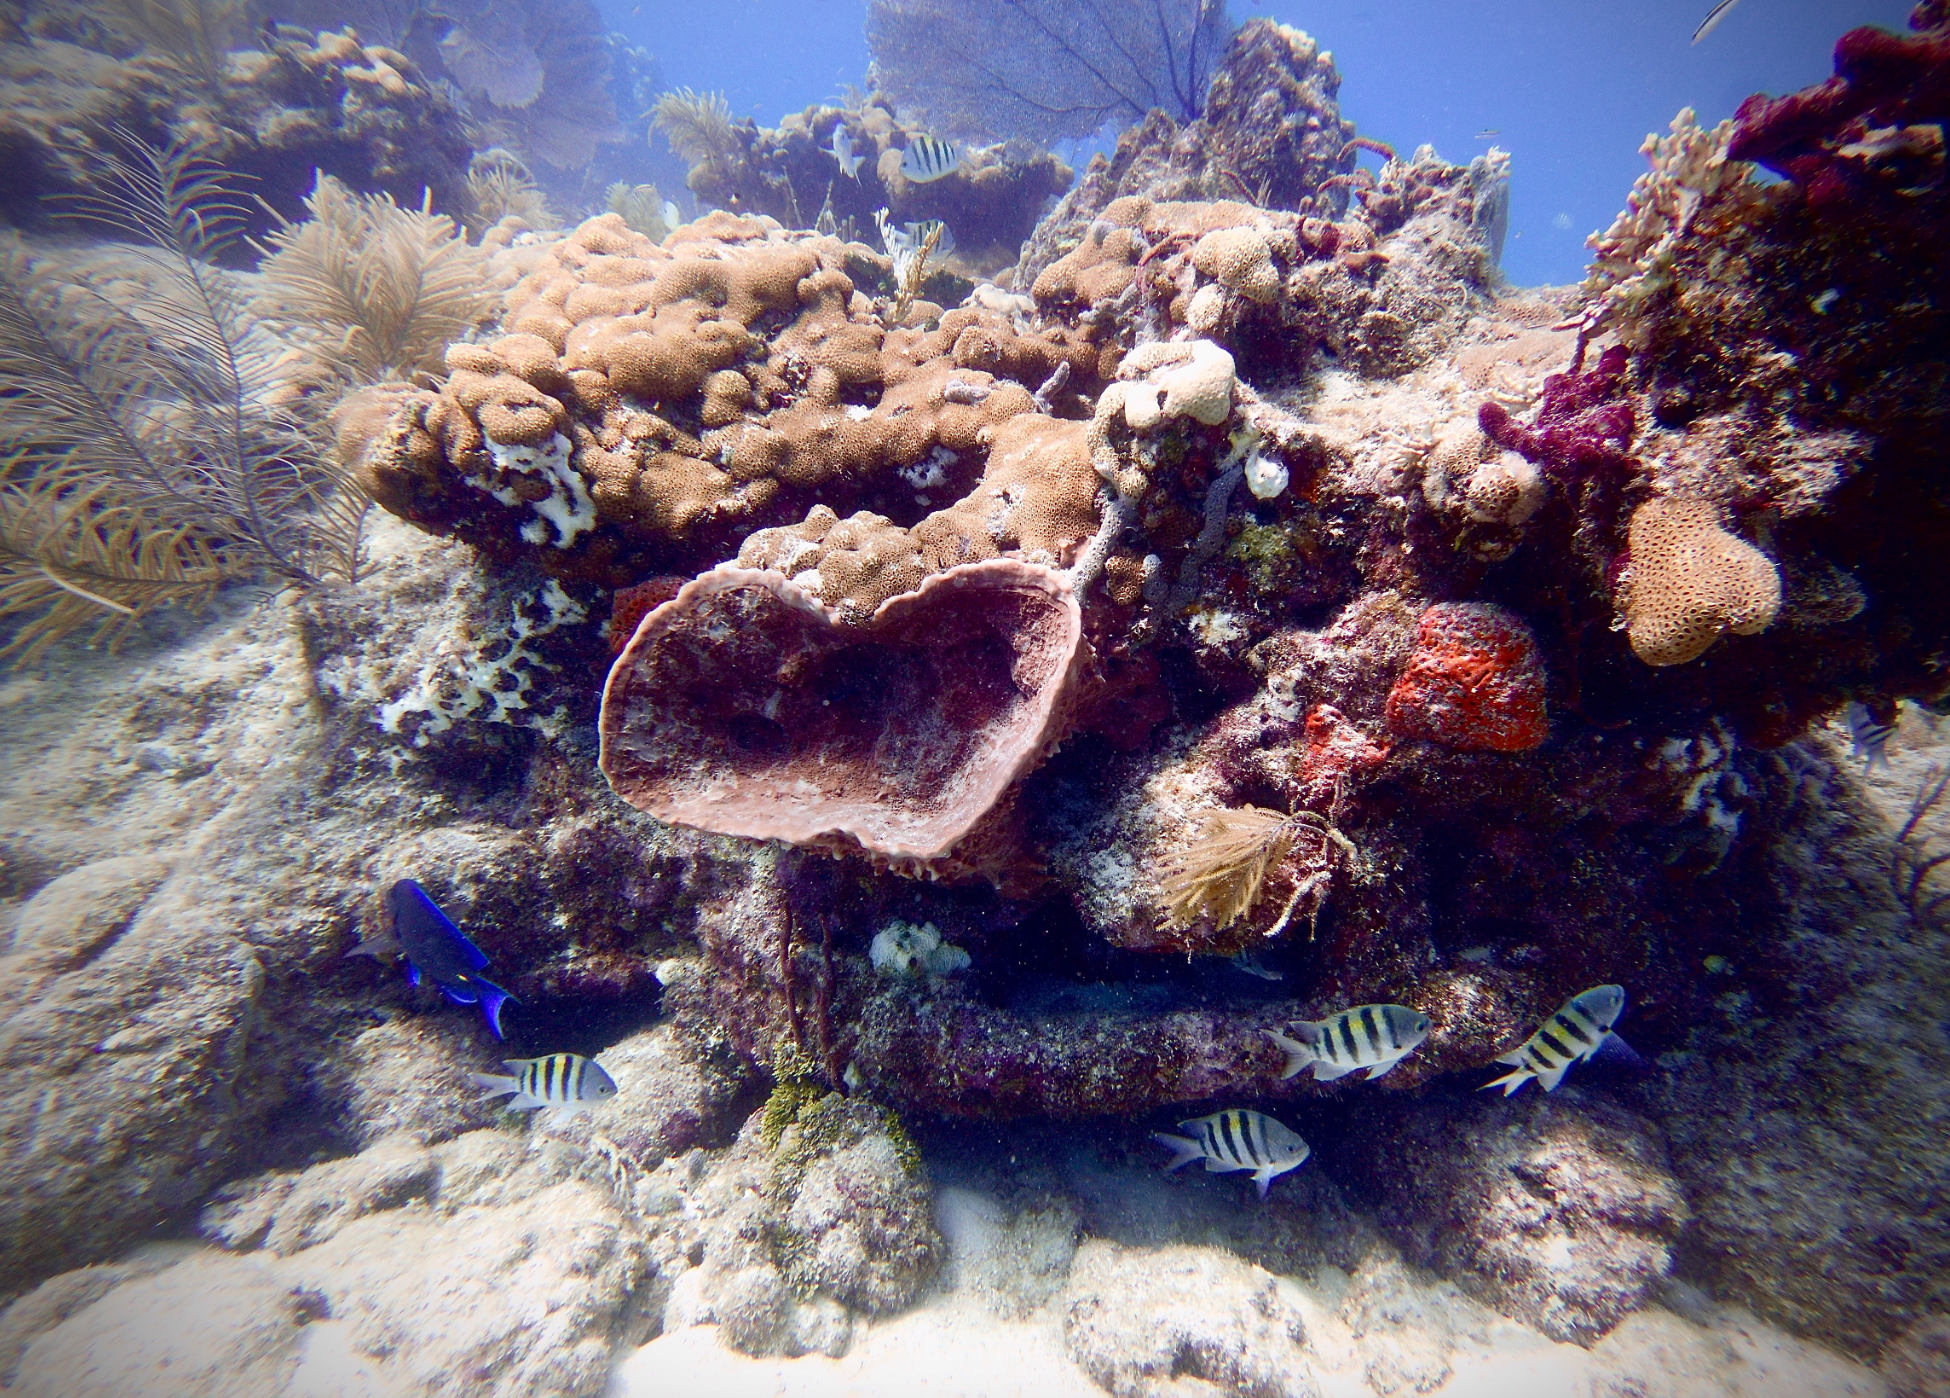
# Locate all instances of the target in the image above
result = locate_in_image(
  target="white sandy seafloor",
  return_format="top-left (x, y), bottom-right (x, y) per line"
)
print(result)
top-left (599, 1184), bottom-right (1889, 1398)
top-left (0, 517), bottom-right (1930, 1398)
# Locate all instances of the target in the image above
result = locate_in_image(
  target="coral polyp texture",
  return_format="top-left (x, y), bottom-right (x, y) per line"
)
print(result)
top-left (356, 210), bottom-right (1103, 586)
top-left (1621, 498), bottom-right (1782, 667)
top-left (598, 559), bottom-right (1085, 875)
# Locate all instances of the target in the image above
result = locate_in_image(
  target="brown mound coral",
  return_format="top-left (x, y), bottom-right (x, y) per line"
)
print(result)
top-left (1622, 497), bottom-right (1781, 667)
top-left (597, 558), bottom-right (1086, 872)
top-left (355, 210), bottom-right (1102, 583)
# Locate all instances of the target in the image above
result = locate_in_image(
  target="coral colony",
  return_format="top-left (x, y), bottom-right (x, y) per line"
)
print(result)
top-left (3, 1), bottom-right (1950, 1393)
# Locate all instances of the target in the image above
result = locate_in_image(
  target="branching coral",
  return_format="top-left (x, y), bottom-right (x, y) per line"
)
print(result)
top-left (1576, 108), bottom-right (1763, 346)
top-left (0, 138), bottom-right (365, 660)
top-left (258, 173), bottom-right (497, 387)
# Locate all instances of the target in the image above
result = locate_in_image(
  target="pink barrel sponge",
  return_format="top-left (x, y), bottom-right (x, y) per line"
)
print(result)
top-left (1385, 602), bottom-right (1548, 753)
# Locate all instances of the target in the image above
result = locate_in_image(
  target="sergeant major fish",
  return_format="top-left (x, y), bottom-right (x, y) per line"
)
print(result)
top-left (900, 134), bottom-right (962, 183)
top-left (828, 124), bottom-right (864, 179)
top-left (1268, 1004), bottom-right (1431, 1082)
top-left (1844, 700), bottom-right (1894, 774)
top-left (1481, 984), bottom-right (1625, 1095)
top-left (1155, 1109), bottom-right (1311, 1199)
top-left (349, 879), bottom-right (520, 1039)
top-left (472, 1053), bottom-right (617, 1112)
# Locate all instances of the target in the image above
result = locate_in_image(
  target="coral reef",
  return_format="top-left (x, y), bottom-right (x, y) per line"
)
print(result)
top-left (1330, 1088), bottom-right (1690, 1346)
top-left (1016, 20), bottom-right (1359, 290)
top-left (677, 100), bottom-right (1074, 275)
top-left (0, 23), bottom-right (473, 227)
top-left (7, 7), bottom-right (1950, 1389)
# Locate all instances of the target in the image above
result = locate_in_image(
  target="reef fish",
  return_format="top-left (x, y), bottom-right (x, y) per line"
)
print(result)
top-left (1155, 1109), bottom-right (1311, 1199)
top-left (1229, 949), bottom-right (1284, 981)
top-left (472, 1053), bottom-right (617, 1112)
top-left (902, 217), bottom-right (956, 259)
top-left (1844, 700), bottom-right (1895, 774)
top-left (828, 124), bottom-right (863, 179)
top-left (1691, 0), bottom-right (1740, 43)
top-left (348, 879), bottom-right (519, 1039)
top-left (900, 134), bottom-right (962, 183)
top-left (1480, 984), bottom-right (1626, 1095)
top-left (1268, 1004), bottom-right (1432, 1082)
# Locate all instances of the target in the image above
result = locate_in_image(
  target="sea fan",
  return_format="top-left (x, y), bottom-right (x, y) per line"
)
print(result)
top-left (652, 86), bottom-right (737, 166)
top-left (1159, 805), bottom-right (1298, 932)
top-left (82, 0), bottom-right (247, 87)
top-left (258, 172), bottom-right (496, 385)
top-left (0, 136), bottom-right (365, 662)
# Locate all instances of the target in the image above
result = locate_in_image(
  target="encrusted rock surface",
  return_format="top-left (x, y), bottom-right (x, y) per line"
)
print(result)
top-left (1061, 1240), bottom-right (1321, 1398)
top-left (1329, 1088), bottom-right (1691, 1346)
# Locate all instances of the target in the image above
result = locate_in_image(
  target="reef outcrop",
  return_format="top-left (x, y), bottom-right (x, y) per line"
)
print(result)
top-left (683, 99), bottom-right (1074, 275)
top-left (0, 26), bottom-right (473, 228)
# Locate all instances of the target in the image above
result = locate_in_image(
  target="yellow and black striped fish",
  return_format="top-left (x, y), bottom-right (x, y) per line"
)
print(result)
top-left (1480, 984), bottom-right (1626, 1096)
top-left (1268, 1003), bottom-right (1432, 1082)
top-left (899, 134), bottom-right (962, 183)
top-left (471, 1053), bottom-right (618, 1112)
top-left (1154, 1108), bottom-right (1310, 1199)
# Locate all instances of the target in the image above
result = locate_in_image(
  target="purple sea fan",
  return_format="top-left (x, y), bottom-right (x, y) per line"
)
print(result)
top-left (1478, 344), bottom-right (1638, 481)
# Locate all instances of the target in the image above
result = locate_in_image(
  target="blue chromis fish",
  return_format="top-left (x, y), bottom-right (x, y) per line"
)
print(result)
top-left (1481, 984), bottom-right (1626, 1096)
top-left (1268, 1004), bottom-right (1432, 1082)
top-left (829, 124), bottom-right (864, 179)
top-left (899, 134), bottom-right (962, 183)
top-left (1155, 1109), bottom-right (1311, 1199)
top-left (471, 1053), bottom-right (617, 1112)
top-left (1844, 700), bottom-right (1894, 774)
top-left (348, 879), bottom-right (519, 1039)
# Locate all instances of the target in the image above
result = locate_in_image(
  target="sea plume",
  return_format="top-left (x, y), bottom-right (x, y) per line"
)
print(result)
top-left (258, 172), bottom-right (497, 386)
top-left (0, 136), bottom-right (365, 662)
top-left (1159, 805), bottom-right (1298, 933)
top-left (652, 86), bottom-right (737, 166)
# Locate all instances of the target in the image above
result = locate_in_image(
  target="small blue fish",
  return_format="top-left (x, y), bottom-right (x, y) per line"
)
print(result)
top-left (900, 134), bottom-right (961, 183)
top-left (829, 124), bottom-right (864, 179)
top-left (1154, 1109), bottom-right (1310, 1199)
top-left (349, 879), bottom-right (519, 1039)
top-left (1691, 0), bottom-right (1740, 44)
top-left (1844, 700), bottom-right (1894, 774)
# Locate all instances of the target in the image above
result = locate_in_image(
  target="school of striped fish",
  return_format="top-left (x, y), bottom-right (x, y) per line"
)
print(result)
top-left (1151, 983), bottom-right (1630, 1199)
top-left (354, 880), bottom-right (1633, 1202)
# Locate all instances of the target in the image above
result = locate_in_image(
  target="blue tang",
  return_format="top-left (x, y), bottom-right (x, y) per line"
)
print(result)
top-left (349, 879), bottom-right (519, 1038)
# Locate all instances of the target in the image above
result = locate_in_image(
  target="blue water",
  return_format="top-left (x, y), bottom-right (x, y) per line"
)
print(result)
top-left (613, 0), bottom-right (1913, 286)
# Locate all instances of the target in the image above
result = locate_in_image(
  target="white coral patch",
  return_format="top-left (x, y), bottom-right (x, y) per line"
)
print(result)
top-left (470, 432), bottom-right (596, 550)
top-left (375, 580), bottom-right (588, 746)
